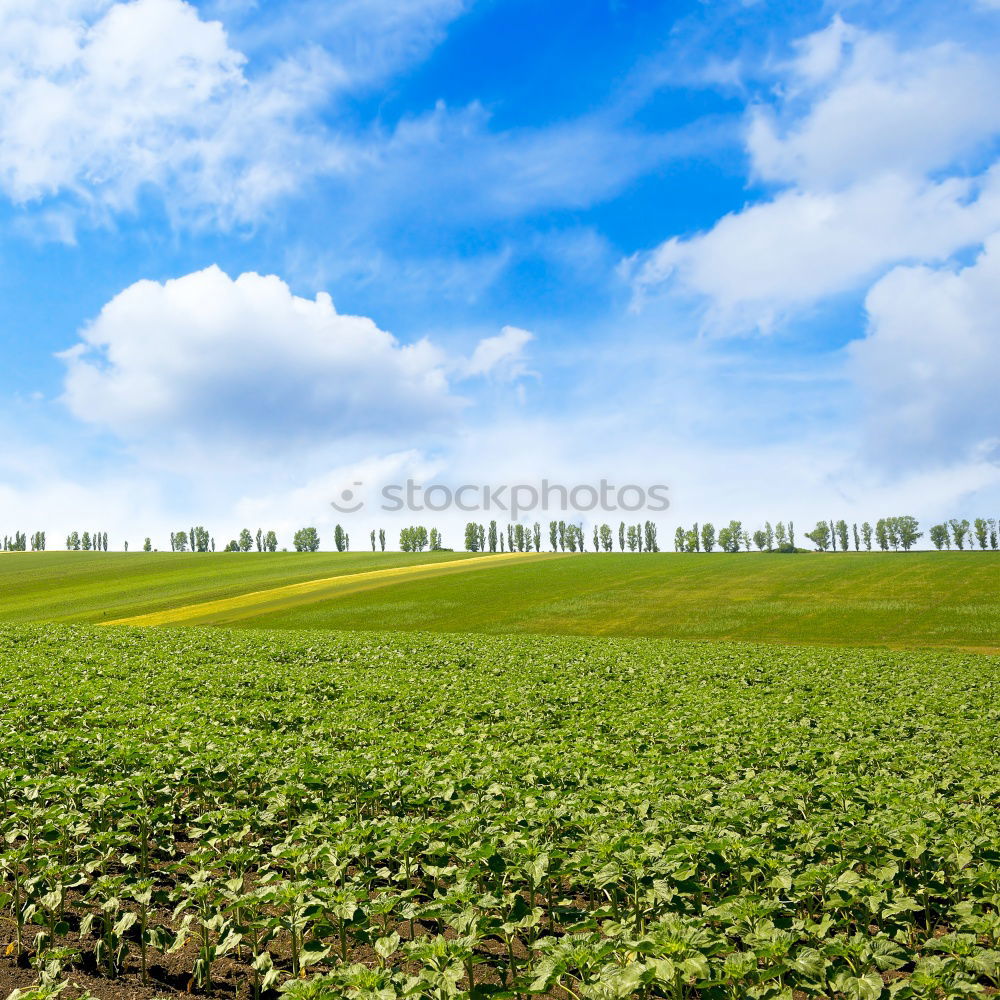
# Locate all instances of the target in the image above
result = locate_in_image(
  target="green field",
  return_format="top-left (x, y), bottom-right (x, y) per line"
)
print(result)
top-left (2, 550), bottom-right (998, 651)
top-left (0, 550), bottom-right (472, 623)
top-left (3, 623), bottom-right (1000, 1000)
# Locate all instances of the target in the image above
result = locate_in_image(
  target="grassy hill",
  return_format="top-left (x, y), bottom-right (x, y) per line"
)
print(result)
top-left (0, 550), bottom-right (472, 623)
top-left (230, 551), bottom-right (1000, 650)
top-left (2, 550), bottom-right (998, 651)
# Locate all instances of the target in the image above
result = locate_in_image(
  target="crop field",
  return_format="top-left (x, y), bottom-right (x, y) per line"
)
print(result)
top-left (0, 552), bottom-right (474, 625)
top-left (3, 623), bottom-right (1000, 1000)
top-left (2, 552), bottom-right (999, 650)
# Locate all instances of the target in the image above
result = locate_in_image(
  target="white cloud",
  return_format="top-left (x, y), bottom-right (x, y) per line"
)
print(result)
top-left (629, 18), bottom-right (1000, 332)
top-left (631, 167), bottom-right (1000, 332)
top-left (748, 18), bottom-right (1000, 189)
top-left (58, 265), bottom-right (532, 448)
top-left (0, 0), bottom-right (346, 224)
top-left (849, 235), bottom-right (1000, 466)
top-left (461, 326), bottom-right (533, 380)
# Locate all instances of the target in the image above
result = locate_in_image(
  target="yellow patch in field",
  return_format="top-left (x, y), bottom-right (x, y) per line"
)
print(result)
top-left (101, 553), bottom-right (547, 627)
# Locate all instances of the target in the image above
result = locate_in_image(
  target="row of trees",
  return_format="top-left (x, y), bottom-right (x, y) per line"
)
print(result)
top-left (5, 517), bottom-right (1000, 555)
top-left (674, 521), bottom-right (798, 553)
top-left (66, 531), bottom-right (109, 552)
top-left (3, 532), bottom-right (35, 551)
top-left (399, 526), bottom-right (445, 552)
top-left (459, 520), bottom-right (661, 553)
top-left (929, 518), bottom-right (1000, 550)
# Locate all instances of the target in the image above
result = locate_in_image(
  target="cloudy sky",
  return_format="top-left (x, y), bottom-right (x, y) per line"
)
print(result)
top-left (2, 0), bottom-right (999, 548)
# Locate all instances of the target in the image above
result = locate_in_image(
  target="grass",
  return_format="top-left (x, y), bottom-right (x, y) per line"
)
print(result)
top-left (0, 550), bottom-right (473, 623)
top-left (104, 551), bottom-right (549, 626)
top-left (217, 551), bottom-right (1000, 651)
top-left (3, 550), bottom-right (999, 650)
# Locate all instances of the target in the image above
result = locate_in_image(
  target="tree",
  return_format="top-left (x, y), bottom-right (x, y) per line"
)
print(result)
top-left (774, 522), bottom-right (787, 548)
top-left (371, 529), bottom-right (377, 552)
top-left (334, 524), bottom-right (348, 552)
top-left (592, 525), bottom-right (599, 552)
top-left (256, 529), bottom-right (263, 552)
top-left (861, 521), bottom-right (873, 551)
top-left (507, 524), bottom-right (514, 551)
top-left (514, 523), bottom-right (526, 552)
top-left (379, 528), bottom-right (386, 552)
top-left (599, 523), bottom-right (613, 551)
top-left (82, 531), bottom-right (92, 551)
top-left (644, 521), bottom-right (659, 552)
top-left (701, 522), bottom-right (716, 553)
top-left (991, 519), bottom-right (998, 551)
top-left (238, 529), bottom-right (254, 552)
top-left (852, 523), bottom-right (860, 551)
top-left (718, 520), bottom-right (743, 553)
top-left (788, 521), bottom-right (795, 548)
top-left (400, 526), bottom-right (429, 552)
top-left (143, 537), bottom-right (152, 552)
top-left (829, 520), bottom-right (837, 552)
top-left (549, 521), bottom-right (558, 552)
top-left (618, 521), bottom-right (625, 552)
top-left (67, 531), bottom-right (80, 551)
top-left (885, 518), bottom-right (900, 552)
top-left (929, 523), bottom-right (949, 550)
top-left (753, 529), bottom-right (767, 551)
top-left (628, 525), bottom-right (639, 552)
top-left (489, 520), bottom-right (498, 553)
top-left (464, 522), bottom-right (481, 552)
top-left (949, 518), bottom-right (970, 550)
top-left (690, 523), bottom-right (700, 552)
top-left (805, 520), bottom-right (831, 551)
top-left (975, 518), bottom-right (989, 550)
top-left (875, 519), bottom-right (889, 551)
top-left (835, 520), bottom-right (849, 552)
top-left (635, 523), bottom-right (644, 553)
top-left (558, 521), bottom-right (566, 551)
top-left (674, 526), bottom-right (685, 552)
top-left (264, 531), bottom-right (278, 552)
top-left (764, 521), bottom-right (774, 552)
top-left (684, 526), bottom-right (698, 552)
top-left (532, 523), bottom-right (541, 552)
top-left (896, 516), bottom-right (922, 551)
top-left (429, 528), bottom-right (442, 551)
top-left (192, 526), bottom-right (210, 552)
top-left (293, 527), bottom-right (321, 552)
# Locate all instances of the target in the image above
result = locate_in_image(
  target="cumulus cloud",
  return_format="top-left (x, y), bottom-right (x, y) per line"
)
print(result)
top-left (58, 266), bottom-right (532, 448)
top-left (849, 235), bottom-right (1000, 467)
top-left (629, 18), bottom-right (1000, 332)
top-left (0, 0), bottom-right (347, 224)
top-left (631, 167), bottom-right (1000, 332)
top-left (748, 17), bottom-right (1000, 188)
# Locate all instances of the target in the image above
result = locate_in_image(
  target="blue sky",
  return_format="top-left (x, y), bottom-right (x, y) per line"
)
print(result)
top-left (1, 0), bottom-right (1000, 547)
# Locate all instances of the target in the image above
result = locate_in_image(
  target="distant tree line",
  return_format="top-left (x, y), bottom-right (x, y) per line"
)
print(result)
top-left (6, 516), bottom-right (999, 555)
top-left (65, 531), bottom-right (108, 551)
top-left (458, 520), bottom-right (660, 553)
top-left (929, 518), bottom-right (999, 551)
